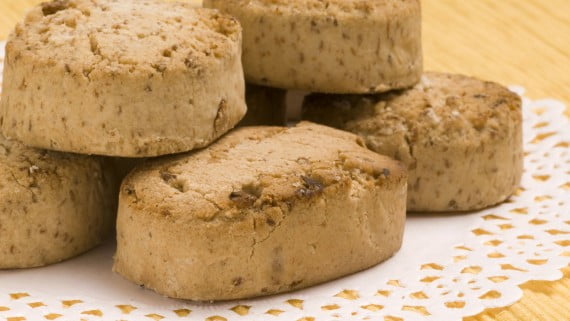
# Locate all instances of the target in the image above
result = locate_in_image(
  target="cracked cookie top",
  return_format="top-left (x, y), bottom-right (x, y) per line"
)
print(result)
top-left (303, 72), bottom-right (522, 147)
top-left (121, 122), bottom-right (406, 222)
top-left (7, 0), bottom-right (241, 75)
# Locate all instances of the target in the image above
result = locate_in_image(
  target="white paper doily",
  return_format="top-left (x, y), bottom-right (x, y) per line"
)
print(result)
top-left (0, 42), bottom-right (569, 321)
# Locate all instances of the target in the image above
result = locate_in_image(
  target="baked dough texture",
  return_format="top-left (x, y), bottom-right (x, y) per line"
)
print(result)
top-left (1, 0), bottom-right (246, 157)
top-left (0, 135), bottom-right (115, 269)
top-left (303, 72), bottom-right (523, 212)
top-left (204, 0), bottom-right (422, 93)
top-left (239, 84), bottom-right (287, 126)
top-left (114, 122), bottom-right (407, 300)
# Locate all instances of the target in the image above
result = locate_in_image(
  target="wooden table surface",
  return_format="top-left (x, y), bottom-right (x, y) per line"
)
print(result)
top-left (0, 1), bottom-right (569, 320)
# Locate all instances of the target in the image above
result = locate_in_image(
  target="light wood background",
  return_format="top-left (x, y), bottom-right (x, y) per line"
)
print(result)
top-left (0, 1), bottom-right (569, 320)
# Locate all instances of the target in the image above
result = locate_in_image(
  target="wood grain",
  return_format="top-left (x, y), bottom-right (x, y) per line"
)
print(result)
top-left (0, 1), bottom-right (568, 320)
top-left (423, 0), bottom-right (570, 115)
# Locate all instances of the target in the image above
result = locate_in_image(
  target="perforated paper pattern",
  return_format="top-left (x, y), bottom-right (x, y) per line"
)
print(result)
top-left (0, 42), bottom-right (569, 321)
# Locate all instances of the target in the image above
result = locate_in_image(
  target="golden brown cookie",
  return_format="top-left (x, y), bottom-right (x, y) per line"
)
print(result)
top-left (0, 136), bottom-right (116, 268)
top-left (204, 0), bottom-right (422, 93)
top-left (114, 122), bottom-right (407, 300)
top-left (1, 0), bottom-right (246, 157)
top-left (303, 72), bottom-right (523, 212)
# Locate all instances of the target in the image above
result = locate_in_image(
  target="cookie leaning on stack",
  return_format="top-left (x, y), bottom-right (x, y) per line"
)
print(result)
top-left (303, 72), bottom-right (523, 212)
top-left (204, 0), bottom-right (422, 93)
top-left (114, 122), bottom-right (407, 300)
top-left (0, 136), bottom-right (115, 268)
top-left (1, 0), bottom-right (246, 157)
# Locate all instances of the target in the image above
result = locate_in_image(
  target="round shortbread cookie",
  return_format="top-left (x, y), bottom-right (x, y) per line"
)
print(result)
top-left (1, 0), bottom-right (246, 157)
top-left (204, 0), bottom-right (422, 93)
top-left (0, 136), bottom-right (115, 268)
top-left (303, 72), bottom-right (523, 212)
top-left (114, 122), bottom-right (407, 301)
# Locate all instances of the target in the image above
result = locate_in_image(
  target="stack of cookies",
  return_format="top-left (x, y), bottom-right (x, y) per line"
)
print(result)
top-left (0, 0), bottom-right (523, 302)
